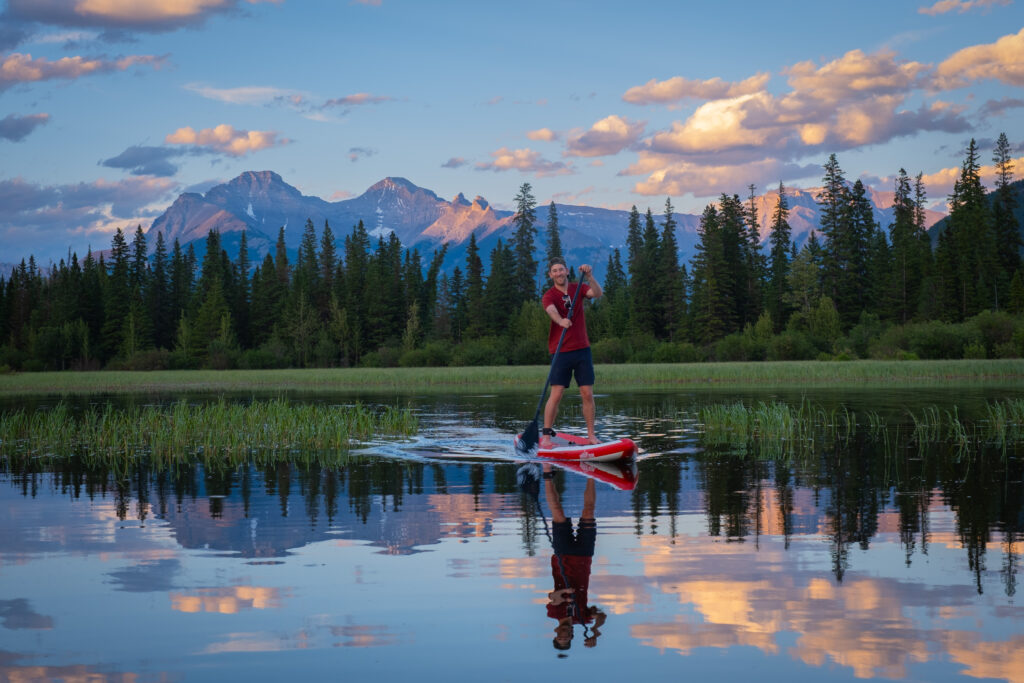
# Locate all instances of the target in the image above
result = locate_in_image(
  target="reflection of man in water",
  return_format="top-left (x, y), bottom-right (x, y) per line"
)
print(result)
top-left (543, 464), bottom-right (607, 650)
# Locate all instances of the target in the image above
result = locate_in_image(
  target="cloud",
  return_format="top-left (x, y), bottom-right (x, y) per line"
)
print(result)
top-left (32, 30), bottom-right (100, 44)
top-left (348, 146), bottom-right (375, 162)
top-left (526, 128), bottom-right (558, 142)
top-left (933, 27), bottom-right (1024, 88)
top-left (565, 115), bottom-right (646, 157)
top-left (329, 189), bottom-right (354, 200)
top-left (623, 72), bottom-right (770, 105)
top-left (783, 49), bottom-right (929, 101)
top-left (164, 124), bottom-right (289, 156)
top-left (100, 144), bottom-right (196, 176)
top-left (916, 153), bottom-right (1024, 199)
top-left (353, 0), bottom-right (382, 5)
top-left (624, 154), bottom-right (821, 198)
top-left (979, 96), bottom-right (1024, 117)
top-left (4, 0), bottom-right (280, 35)
top-left (474, 147), bottom-right (573, 177)
top-left (0, 175), bottom-right (177, 263)
top-left (441, 157), bottom-right (467, 169)
top-left (0, 51), bottom-right (165, 91)
top-left (0, 113), bottom-right (50, 141)
top-left (918, 0), bottom-right (1011, 15)
top-left (641, 47), bottom-right (972, 166)
top-left (184, 83), bottom-right (304, 106)
top-left (321, 93), bottom-right (393, 108)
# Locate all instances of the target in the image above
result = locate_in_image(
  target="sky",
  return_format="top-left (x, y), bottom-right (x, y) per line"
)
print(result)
top-left (1, 0), bottom-right (1023, 265)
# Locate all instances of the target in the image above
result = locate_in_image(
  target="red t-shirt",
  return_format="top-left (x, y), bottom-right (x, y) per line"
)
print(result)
top-left (546, 554), bottom-right (593, 624)
top-left (542, 283), bottom-right (590, 354)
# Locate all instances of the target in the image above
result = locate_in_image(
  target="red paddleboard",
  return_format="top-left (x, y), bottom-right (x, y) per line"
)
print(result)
top-left (514, 431), bottom-right (637, 463)
top-left (553, 457), bottom-right (639, 491)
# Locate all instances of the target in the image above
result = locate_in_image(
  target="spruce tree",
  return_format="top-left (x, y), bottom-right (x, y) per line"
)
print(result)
top-left (992, 133), bottom-right (1021, 298)
top-left (234, 230), bottom-right (251, 348)
top-left (511, 183), bottom-right (538, 307)
top-left (150, 232), bottom-right (172, 349)
top-left (767, 183), bottom-right (793, 332)
top-left (544, 201), bottom-right (563, 271)
top-left (463, 232), bottom-right (485, 340)
top-left (659, 197), bottom-right (684, 340)
top-left (100, 228), bottom-right (130, 360)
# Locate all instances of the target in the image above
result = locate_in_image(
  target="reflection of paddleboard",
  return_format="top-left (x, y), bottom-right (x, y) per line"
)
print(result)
top-left (514, 431), bottom-right (637, 463)
top-left (554, 458), bottom-right (638, 491)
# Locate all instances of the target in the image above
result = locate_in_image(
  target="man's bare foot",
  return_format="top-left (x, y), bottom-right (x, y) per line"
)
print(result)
top-left (587, 435), bottom-right (600, 445)
top-left (540, 435), bottom-right (553, 449)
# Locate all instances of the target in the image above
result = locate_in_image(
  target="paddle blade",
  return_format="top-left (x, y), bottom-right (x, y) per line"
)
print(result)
top-left (517, 420), bottom-right (539, 455)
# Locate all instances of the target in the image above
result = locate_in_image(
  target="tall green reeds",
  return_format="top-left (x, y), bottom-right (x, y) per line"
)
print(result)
top-left (697, 398), bottom-right (1024, 459)
top-left (0, 398), bottom-right (417, 465)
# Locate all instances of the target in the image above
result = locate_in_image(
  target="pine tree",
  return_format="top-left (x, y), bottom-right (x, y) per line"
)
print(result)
top-left (942, 139), bottom-right (996, 318)
top-left (234, 230), bottom-right (251, 348)
top-left (544, 201), bottom-right (563, 271)
top-left (511, 183), bottom-right (538, 307)
top-left (889, 169), bottom-right (921, 323)
top-left (992, 133), bottom-right (1021, 300)
top-left (689, 204), bottom-right (735, 343)
top-left (625, 205), bottom-right (643, 282)
top-left (294, 218), bottom-right (320, 307)
top-left (100, 228), bottom-right (130, 359)
top-left (150, 232), bottom-right (172, 349)
top-left (659, 197), bottom-right (684, 340)
top-left (630, 208), bottom-right (661, 335)
top-left (484, 239), bottom-right (517, 335)
top-left (463, 232), bottom-right (485, 340)
top-left (317, 220), bottom-right (336, 317)
top-left (767, 183), bottom-right (793, 332)
top-left (742, 185), bottom-right (766, 326)
top-left (817, 153), bottom-right (848, 307)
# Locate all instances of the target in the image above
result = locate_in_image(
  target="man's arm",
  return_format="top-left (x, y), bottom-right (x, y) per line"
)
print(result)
top-left (545, 303), bottom-right (571, 328)
top-left (579, 264), bottom-right (603, 300)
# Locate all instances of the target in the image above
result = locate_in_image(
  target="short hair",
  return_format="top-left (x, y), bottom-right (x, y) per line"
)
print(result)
top-left (547, 257), bottom-right (566, 272)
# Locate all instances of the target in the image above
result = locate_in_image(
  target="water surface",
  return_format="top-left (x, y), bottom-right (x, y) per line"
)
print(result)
top-left (2, 387), bottom-right (1022, 682)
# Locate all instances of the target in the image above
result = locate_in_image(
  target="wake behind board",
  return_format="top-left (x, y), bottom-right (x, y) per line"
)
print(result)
top-left (514, 431), bottom-right (636, 463)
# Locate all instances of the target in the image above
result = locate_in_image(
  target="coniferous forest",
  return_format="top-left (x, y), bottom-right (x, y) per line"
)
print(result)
top-left (2, 138), bottom-right (1023, 373)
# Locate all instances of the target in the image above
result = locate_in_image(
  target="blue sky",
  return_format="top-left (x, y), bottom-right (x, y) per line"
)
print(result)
top-left (1, 0), bottom-right (1023, 264)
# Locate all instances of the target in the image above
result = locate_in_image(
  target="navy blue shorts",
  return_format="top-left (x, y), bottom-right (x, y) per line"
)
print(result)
top-left (550, 347), bottom-right (594, 388)
top-left (552, 519), bottom-right (597, 557)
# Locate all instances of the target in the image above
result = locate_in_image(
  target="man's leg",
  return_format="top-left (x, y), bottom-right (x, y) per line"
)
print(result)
top-left (543, 384), bottom-right (565, 445)
top-left (579, 384), bottom-right (598, 444)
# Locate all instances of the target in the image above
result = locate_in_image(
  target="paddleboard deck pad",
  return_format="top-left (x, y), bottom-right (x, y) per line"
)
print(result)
top-left (514, 431), bottom-right (637, 462)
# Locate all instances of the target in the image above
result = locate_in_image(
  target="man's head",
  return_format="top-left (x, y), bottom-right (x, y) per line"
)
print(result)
top-left (548, 257), bottom-right (568, 284)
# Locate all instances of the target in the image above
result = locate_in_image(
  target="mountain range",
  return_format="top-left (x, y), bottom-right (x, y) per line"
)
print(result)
top-left (3, 171), bottom-right (952, 281)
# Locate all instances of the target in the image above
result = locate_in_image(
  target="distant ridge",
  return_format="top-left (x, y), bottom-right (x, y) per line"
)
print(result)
top-left (135, 171), bottom-right (953, 280)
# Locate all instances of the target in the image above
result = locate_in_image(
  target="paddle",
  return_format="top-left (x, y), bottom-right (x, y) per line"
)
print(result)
top-left (517, 273), bottom-right (587, 454)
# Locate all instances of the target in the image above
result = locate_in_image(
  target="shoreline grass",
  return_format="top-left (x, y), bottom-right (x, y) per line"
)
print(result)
top-left (0, 398), bottom-right (418, 464)
top-left (1, 359), bottom-right (1023, 397)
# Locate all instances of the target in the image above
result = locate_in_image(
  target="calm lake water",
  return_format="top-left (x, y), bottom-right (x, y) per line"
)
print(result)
top-left (2, 387), bottom-right (1023, 682)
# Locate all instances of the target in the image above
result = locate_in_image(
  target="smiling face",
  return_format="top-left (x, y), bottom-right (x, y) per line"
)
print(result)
top-left (548, 262), bottom-right (568, 287)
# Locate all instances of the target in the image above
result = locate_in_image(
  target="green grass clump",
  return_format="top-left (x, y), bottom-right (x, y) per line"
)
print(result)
top-left (0, 398), bottom-right (417, 465)
top-left (698, 398), bottom-right (1024, 458)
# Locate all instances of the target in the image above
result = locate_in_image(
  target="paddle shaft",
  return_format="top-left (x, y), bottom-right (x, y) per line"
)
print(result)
top-left (530, 275), bottom-right (587, 424)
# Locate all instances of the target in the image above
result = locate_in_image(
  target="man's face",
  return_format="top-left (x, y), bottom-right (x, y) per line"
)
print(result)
top-left (549, 263), bottom-right (568, 285)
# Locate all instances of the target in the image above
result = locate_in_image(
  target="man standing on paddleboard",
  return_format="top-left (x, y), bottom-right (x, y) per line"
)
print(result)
top-left (541, 257), bottom-right (603, 449)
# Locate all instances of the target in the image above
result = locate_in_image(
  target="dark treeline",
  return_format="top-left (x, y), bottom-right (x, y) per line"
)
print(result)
top-left (2, 138), bottom-right (1023, 372)
top-left (5, 443), bottom-right (1022, 592)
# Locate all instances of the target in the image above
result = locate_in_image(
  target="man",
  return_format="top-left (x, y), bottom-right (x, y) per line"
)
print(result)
top-left (544, 465), bottom-right (606, 651)
top-left (541, 257), bottom-right (603, 448)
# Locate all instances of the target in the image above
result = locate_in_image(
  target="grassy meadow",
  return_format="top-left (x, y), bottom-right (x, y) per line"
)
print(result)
top-left (2, 359), bottom-right (1024, 397)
